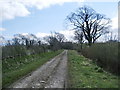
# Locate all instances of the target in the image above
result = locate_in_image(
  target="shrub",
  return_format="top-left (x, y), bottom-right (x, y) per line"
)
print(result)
top-left (81, 42), bottom-right (119, 75)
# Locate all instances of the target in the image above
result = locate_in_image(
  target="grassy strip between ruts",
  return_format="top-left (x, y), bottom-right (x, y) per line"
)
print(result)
top-left (2, 50), bottom-right (63, 88)
top-left (68, 50), bottom-right (119, 88)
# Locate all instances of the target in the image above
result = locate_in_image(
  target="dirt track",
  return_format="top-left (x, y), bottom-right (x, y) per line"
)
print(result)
top-left (9, 50), bottom-right (68, 88)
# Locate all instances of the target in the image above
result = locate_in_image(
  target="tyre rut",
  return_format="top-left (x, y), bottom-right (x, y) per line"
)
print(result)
top-left (9, 50), bottom-right (68, 88)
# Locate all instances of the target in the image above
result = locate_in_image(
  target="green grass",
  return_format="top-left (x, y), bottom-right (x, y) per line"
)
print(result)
top-left (2, 50), bottom-right (63, 88)
top-left (68, 50), bottom-right (119, 88)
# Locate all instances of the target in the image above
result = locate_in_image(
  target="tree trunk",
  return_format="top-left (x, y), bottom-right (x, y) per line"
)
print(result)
top-left (80, 43), bottom-right (83, 50)
top-left (88, 40), bottom-right (92, 46)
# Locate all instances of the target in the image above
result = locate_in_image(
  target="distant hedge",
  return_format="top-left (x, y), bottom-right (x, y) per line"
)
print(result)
top-left (2, 45), bottom-right (47, 60)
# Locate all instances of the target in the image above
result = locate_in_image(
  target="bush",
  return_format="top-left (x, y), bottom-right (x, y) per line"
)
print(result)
top-left (2, 45), bottom-right (48, 60)
top-left (2, 45), bottom-right (27, 59)
top-left (81, 42), bottom-right (119, 75)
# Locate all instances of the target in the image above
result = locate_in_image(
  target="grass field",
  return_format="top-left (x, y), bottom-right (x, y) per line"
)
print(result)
top-left (68, 50), bottom-right (119, 88)
top-left (2, 50), bottom-right (63, 87)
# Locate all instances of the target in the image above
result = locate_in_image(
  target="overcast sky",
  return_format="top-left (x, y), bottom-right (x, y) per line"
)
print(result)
top-left (0, 0), bottom-right (119, 42)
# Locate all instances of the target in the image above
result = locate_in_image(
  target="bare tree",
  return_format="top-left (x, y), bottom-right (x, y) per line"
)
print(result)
top-left (13, 34), bottom-right (23, 45)
top-left (12, 37), bottom-right (20, 45)
top-left (74, 30), bottom-right (84, 49)
top-left (107, 32), bottom-right (118, 42)
top-left (44, 35), bottom-right (59, 51)
top-left (29, 34), bottom-right (38, 46)
top-left (54, 32), bottom-right (66, 49)
top-left (54, 32), bottom-right (65, 43)
top-left (67, 6), bottom-right (111, 46)
top-left (37, 40), bottom-right (41, 46)
top-left (13, 33), bottom-right (39, 48)
top-left (0, 36), bottom-right (6, 46)
top-left (44, 32), bottom-right (65, 51)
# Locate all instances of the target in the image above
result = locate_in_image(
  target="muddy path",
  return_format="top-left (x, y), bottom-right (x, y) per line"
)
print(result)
top-left (9, 50), bottom-right (68, 88)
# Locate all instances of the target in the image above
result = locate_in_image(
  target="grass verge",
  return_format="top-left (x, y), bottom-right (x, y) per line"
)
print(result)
top-left (68, 50), bottom-right (119, 88)
top-left (3, 50), bottom-right (63, 87)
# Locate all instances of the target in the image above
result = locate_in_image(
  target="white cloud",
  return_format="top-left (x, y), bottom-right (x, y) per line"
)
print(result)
top-left (111, 16), bottom-right (118, 30)
top-left (59, 30), bottom-right (75, 41)
top-left (36, 32), bottom-right (50, 38)
top-left (0, 27), bottom-right (6, 31)
top-left (0, 0), bottom-right (30, 21)
top-left (22, 33), bottom-right (29, 36)
top-left (20, 33), bottom-right (38, 40)
top-left (97, 16), bottom-right (118, 42)
top-left (36, 30), bottom-right (75, 41)
top-left (84, 0), bottom-right (119, 2)
top-left (110, 16), bottom-right (118, 40)
top-left (0, 0), bottom-right (84, 21)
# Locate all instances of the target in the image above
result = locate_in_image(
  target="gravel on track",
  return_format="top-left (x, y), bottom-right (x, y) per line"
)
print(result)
top-left (9, 50), bottom-right (68, 88)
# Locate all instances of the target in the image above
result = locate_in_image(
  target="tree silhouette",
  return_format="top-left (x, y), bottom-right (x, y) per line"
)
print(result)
top-left (67, 6), bottom-right (111, 46)
top-left (74, 30), bottom-right (84, 49)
